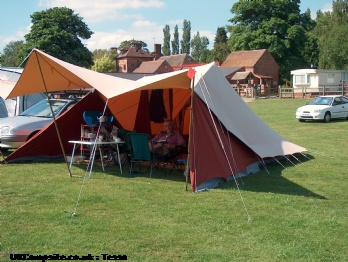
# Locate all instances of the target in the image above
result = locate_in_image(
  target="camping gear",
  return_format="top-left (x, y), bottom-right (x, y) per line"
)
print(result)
top-left (127, 133), bottom-right (154, 177)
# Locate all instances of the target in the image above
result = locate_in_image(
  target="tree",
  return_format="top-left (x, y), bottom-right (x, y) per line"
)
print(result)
top-left (227, 0), bottom-right (315, 83)
top-left (19, 7), bottom-right (93, 68)
top-left (91, 54), bottom-right (116, 72)
top-left (0, 40), bottom-right (24, 66)
top-left (171, 25), bottom-right (180, 55)
top-left (211, 27), bottom-right (230, 63)
top-left (91, 48), bottom-right (118, 72)
top-left (190, 32), bottom-right (210, 62)
top-left (215, 27), bottom-right (228, 44)
top-left (118, 40), bottom-right (149, 52)
top-left (162, 25), bottom-right (171, 55)
top-left (180, 20), bottom-right (191, 54)
top-left (315, 0), bottom-right (348, 69)
top-left (92, 48), bottom-right (118, 60)
top-left (325, 25), bottom-right (348, 69)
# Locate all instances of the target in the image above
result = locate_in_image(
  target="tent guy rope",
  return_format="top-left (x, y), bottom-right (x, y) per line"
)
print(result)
top-left (197, 73), bottom-right (252, 222)
top-left (72, 99), bottom-right (109, 216)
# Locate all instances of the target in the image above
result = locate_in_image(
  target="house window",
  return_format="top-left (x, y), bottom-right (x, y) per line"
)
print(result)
top-left (307, 74), bottom-right (311, 84)
top-left (295, 75), bottom-right (305, 84)
top-left (327, 74), bottom-right (334, 84)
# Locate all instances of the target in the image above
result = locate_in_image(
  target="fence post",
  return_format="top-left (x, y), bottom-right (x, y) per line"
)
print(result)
top-left (341, 80), bottom-right (345, 95)
top-left (323, 86), bottom-right (326, 96)
top-left (278, 86), bottom-right (282, 99)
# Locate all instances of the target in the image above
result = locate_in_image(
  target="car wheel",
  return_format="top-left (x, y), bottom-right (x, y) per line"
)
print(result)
top-left (324, 112), bottom-right (331, 123)
top-left (0, 148), bottom-right (9, 152)
top-left (27, 131), bottom-right (39, 141)
top-left (298, 119), bottom-right (305, 122)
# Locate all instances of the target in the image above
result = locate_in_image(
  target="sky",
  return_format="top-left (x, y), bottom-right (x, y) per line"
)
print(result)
top-left (0, 0), bottom-right (333, 53)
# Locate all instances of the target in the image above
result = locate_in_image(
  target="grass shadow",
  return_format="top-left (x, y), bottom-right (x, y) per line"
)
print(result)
top-left (68, 159), bottom-right (186, 184)
top-left (218, 153), bottom-right (327, 199)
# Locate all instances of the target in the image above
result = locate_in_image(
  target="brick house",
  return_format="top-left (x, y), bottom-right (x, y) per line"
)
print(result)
top-left (115, 42), bottom-right (155, 73)
top-left (220, 49), bottom-right (279, 95)
top-left (115, 42), bottom-right (199, 73)
top-left (157, 54), bottom-right (198, 70)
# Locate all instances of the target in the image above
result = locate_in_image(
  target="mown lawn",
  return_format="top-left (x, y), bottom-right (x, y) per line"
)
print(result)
top-left (1, 98), bottom-right (347, 261)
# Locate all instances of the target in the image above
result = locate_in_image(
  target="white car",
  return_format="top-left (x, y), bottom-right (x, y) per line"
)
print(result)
top-left (296, 95), bottom-right (348, 122)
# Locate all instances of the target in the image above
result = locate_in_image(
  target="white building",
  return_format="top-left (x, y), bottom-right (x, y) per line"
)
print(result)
top-left (291, 68), bottom-right (348, 97)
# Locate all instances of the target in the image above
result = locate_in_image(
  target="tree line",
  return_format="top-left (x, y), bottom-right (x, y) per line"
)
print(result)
top-left (1, 1), bottom-right (348, 84)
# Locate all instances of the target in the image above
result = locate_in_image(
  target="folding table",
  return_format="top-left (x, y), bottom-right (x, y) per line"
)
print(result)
top-left (68, 140), bottom-right (124, 177)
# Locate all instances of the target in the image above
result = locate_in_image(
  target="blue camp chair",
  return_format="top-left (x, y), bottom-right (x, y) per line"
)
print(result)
top-left (83, 111), bottom-right (114, 126)
top-left (83, 110), bottom-right (102, 126)
top-left (127, 133), bottom-right (154, 177)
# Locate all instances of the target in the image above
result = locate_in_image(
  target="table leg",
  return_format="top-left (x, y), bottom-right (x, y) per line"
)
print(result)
top-left (69, 143), bottom-right (77, 175)
top-left (88, 143), bottom-right (97, 178)
top-left (99, 146), bottom-right (105, 171)
top-left (116, 144), bottom-right (122, 174)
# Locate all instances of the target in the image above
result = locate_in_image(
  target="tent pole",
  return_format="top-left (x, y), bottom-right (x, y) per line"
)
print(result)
top-left (185, 75), bottom-right (195, 191)
top-left (35, 51), bottom-right (72, 177)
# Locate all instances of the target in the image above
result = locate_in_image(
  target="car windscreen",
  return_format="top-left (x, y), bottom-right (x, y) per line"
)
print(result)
top-left (308, 97), bottom-right (333, 106)
top-left (0, 97), bottom-right (8, 118)
top-left (19, 100), bottom-right (68, 118)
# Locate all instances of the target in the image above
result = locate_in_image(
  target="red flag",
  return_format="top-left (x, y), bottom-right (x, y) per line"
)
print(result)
top-left (187, 67), bottom-right (196, 79)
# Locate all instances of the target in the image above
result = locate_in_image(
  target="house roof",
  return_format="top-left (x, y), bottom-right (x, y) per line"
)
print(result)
top-left (117, 46), bottom-right (154, 59)
top-left (219, 66), bottom-right (243, 77)
top-left (133, 60), bottom-right (173, 74)
top-left (253, 73), bottom-right (273, 79)
top-left (221, 49), bottom-right (268, 68)
top-left (158, 54), bottom-right (197, 67)
top-left (231, 71), bottom-right (252, 80)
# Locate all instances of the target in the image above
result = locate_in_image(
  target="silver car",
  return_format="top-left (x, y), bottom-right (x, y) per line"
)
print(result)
top-left (0, 98), bottom-right (78, 150)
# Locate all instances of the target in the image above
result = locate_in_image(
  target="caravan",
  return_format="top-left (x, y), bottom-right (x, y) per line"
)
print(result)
top-left (0, 67), bottom-right (46, 117)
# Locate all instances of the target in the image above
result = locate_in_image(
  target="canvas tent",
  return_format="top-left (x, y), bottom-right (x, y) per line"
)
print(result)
top-left (1, 49), bottom-right (306, 191)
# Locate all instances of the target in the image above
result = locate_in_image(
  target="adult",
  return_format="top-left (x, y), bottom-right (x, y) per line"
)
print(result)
top-left (150, 120), bottom-right (186, 159)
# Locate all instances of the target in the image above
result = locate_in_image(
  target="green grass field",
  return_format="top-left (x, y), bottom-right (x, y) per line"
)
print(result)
top-left (1, 98), bottom-right (347, 261)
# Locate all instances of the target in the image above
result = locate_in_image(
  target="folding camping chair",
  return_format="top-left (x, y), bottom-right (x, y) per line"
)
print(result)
top-left (83, 110), bottom-right (102, 126)
top-left (169, 146), bottom-right (187, 174)
top-left (116, 128), bottom-right (136, 165)
top-left (127, 133), bottom-right (154, 177)
top-left (150, 144), bottom-right (185, 175)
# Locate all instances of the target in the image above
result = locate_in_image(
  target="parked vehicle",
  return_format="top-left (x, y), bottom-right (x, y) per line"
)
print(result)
top-left (0, 98), bottom-right (78, 150)
top-left (1, 67), bottom-right (46, 117)
top-left (0, 97), bottom-right (8, 118)
top-left (296, 95), bottom-right (348, 122)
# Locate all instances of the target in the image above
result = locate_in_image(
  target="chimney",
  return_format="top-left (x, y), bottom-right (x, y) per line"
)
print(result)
top-left (154, 44), bottom-right (161, 56)
top-left (131, 41), bottom-right (142, 51)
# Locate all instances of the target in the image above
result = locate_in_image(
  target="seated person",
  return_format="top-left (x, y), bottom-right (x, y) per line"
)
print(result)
top-left (150, 120), bottom-right (186, 159)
